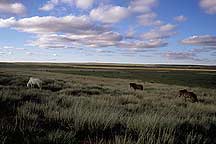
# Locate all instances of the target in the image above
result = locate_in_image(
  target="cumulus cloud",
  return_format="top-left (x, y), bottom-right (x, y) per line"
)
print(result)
top-left (89, 0), bottom-right (159, 25)
top-left (95, 49), bottom-right (113, 53)
top-left (118, 39), bottom-right (168, 49)
top-left (159, 24), bottom-right (176, 31)
top-left (141, 24), bottom-right (176, 40)
top-left (28, 31), bottom-right (123, 48)
top-left (8, 51), bottom-right (12, 55)
top-left (136, 24), bottom-right (177, 49)
top-left (0, 16), bottom-right (105, 34)
top-left (27, 29), bottom-right (166, 49)
top-left (125, 27), bottom-right (136, 39)
top-left (26, 52), bottom-right (33, 55)
top-left (128, 0), bottom-right (161, 27)
top-left (75, 0), bottom-right (94, 9)
top-left (0, 1), bottom-right (26, 15)
top-left (15, 48), bottom-right (26, 50)
top-left (0, 17), bottom-right (16, 27)
top-left (128, 0), bottom-right (158, 13)
top-left (2, 46), bottom-right (14, 49)
top-left (39, 0), bottom-right (59, 11)
top-left (174, 15), bottom-right (187, 22)
top-left (181, 35), bottom-right (216, 47)
top-left (200, 0), bottom-right (216, 14)
top-left (191, 47), bottom-right (216, 53)
top-left (137, 12), bottom-right (158, 26)
top-left (39, 0), bottom-right (94, 11)
top-left (27, 34), bottom-right (76, 48)
top-left (163, 51), bottom-right (202, 61)
top-left (90, 5), bottom-right (130, 23)
top-left (0, 13), bottom-right (168, 49)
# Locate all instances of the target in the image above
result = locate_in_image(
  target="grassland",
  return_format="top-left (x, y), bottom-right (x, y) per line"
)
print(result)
top-left (0, 63), bottom-right (216, 144)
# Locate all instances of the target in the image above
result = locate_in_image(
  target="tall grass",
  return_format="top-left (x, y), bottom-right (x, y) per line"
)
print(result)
top-left (0, 67), bottom-right (216, 144)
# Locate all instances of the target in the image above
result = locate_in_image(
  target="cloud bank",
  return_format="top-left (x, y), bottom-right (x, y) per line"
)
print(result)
top-left (182, 35), bottom-right (216, 47)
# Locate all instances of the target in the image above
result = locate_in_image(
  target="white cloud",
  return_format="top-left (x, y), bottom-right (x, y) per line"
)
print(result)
top-left (26, 52), bottom-right (33, 55)
top-left (174, 15), bottom-right (187, 22)
top-left (39, 0), bottom-right (94, 11)
top-left (181, 35), bottom-right (216, 46)
top-left (0, 1), bottom-right (26, 15)
top-left (137, 12), bottom-right (158, 26)
top-left (95, 49), bottom-right (112, 53)
top-left (128, 0), bottom-right (158, 13)
top-left (164, 52), bottom-right (194, 59)
top-left (0, 16), bottom-right (104, 34)
top-left (75, 0), bottom-right (94, 9)
top-left (141, 24), bottom-right (176, 40)
top-left (125, 27), bottom-right (136, 39)
top-left (90, 5), bottom-right (130, 23)
top-left (27, 30), bottom-right (166, 49)
top-left (118, 39), bottom-right (167, 49)
top-left (39, 0), bottom-right (59, 11)
top-left (163, 51), bottom-right (200, 61)
top-left (0, 17), bottom-right (16, 27)
top-left (191, 47), bottom-right (216, 53)
top-left (3, 46), bottom-right (14, 49)
top-left (29, 31), bottom-right (123, 48)
top-left (200, 0), bottom-right (216, 14)
top-left (0, 14), bottom-right (168, 49)
top-left (128, 0), bottom-right (162, 27)
top-left (159, 24), bottom-right (176, 32)
top-left (15, 48), bottom-right (26, 50)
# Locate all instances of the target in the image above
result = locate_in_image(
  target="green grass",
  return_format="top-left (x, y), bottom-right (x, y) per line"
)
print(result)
top-left (0, 63), bottom-right (216, 144)
top-left (51, 69), bottom-right (216, 88)
top-left (1, 62), bottom-right (216, 88)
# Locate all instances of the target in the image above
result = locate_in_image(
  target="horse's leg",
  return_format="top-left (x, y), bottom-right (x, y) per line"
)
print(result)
top-left (40, 84), bottom-right (42, 90)
top-left (37, 83), bottom-right (40, 89)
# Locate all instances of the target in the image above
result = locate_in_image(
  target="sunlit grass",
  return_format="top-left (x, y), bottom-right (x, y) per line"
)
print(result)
top-left (0, 63), bottom-right (216, 144)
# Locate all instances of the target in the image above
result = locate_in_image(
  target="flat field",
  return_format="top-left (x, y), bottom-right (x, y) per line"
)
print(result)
top-left (0, 63), bottom-right (216, 144)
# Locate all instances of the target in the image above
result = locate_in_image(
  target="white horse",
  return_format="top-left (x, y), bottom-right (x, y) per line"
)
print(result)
top-left (27, 77), bottom-right (42, 89)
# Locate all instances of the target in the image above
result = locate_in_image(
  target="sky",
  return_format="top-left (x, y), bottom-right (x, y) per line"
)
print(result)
top-left (0, 0), bottom-right (216, 65)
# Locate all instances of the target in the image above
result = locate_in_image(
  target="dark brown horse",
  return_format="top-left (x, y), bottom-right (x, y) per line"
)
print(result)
top-left (130, 83), bottom-right (143, 90)
top-left (185, 92), bottom-right (198, 103)
top-left (179, 89), bottom-right (198, 102)
top-left (179, 89), bottom-right (188, 97)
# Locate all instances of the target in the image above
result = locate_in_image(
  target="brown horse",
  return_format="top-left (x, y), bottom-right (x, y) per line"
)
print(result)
top-left (179, 89), bottom-right (198, 103)
top-left (179, 89), bottom-right (188, 97)
top-left (130, 83), bottom-right (143, 90)
top-left (185, 92), bottom-right (198, 103)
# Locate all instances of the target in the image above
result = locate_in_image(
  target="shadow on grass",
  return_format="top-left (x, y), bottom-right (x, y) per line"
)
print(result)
top-left (174, 122), bottom-right (216, 144)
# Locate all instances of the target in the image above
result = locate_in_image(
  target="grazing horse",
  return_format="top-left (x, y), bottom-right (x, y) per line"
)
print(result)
top-left (130, 83), bottom-right (143, 90)
top-left (185, 92), bottom-right (198, 103)
top-left (179, 89), bottom-right (198, 103)
top-left (179, 89), bottom-right (188, 97)
top-left (27, 77), bottom-right (42, 89)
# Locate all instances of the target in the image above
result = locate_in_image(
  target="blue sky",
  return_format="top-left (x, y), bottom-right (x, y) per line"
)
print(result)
top-left (0, 0), bottom-right (216, 65)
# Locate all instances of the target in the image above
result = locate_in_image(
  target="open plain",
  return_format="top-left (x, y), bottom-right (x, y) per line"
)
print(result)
top-left (0, 63), bottom-right (216, 144)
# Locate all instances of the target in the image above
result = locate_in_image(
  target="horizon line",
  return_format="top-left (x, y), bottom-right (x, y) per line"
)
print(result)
top-left (0, 61), bottom-right (216, 66)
